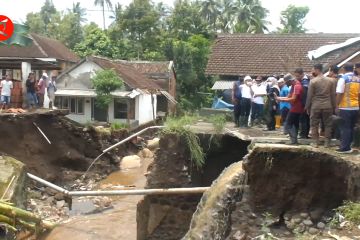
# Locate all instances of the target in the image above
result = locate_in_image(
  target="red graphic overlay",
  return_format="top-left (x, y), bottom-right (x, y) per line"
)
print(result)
top-left (0, 15), bottom-right (14, 41)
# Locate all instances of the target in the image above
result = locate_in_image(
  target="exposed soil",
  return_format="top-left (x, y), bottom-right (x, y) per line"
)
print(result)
top-left (0, 111), bottom-right (119, 183)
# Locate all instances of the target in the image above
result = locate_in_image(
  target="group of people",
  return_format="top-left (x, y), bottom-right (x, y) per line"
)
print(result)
top-left (232, 62), bottom-right (360, 153)
top-left (25, 72), bottom-right (57, 109)
top-left (0, 72), bottom-right (57, 110)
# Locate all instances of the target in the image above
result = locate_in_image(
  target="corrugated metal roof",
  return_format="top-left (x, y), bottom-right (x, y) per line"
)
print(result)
top-left (211, 81), bottom-right (235, 90)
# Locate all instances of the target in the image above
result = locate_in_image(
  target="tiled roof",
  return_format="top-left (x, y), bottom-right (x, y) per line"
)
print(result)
top-left (0, 33), bottom-right (79, 62)
top-left (90, 56), bottom-right (162, 90)
top-left (206, 33), bottom-right (360, 76)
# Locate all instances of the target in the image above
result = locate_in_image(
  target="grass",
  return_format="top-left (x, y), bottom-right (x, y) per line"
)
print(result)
top-left (333, 201), bottom-right (360, 225)
top-left (162, 115), bottom-right (205, 168)
top-left (208, 114), bottom-right (226, 133)
top-left (110, 122), bottom-right (129, 131)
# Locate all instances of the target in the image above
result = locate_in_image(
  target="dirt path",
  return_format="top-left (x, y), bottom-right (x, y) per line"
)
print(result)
top-left (44, 157), bottom-right (151, 240)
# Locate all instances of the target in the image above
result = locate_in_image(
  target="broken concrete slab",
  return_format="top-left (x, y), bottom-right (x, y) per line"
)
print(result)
top-left (0, 155), bottom-right (26, 207)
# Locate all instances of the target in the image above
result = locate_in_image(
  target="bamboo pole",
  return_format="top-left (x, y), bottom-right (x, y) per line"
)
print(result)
top-left (69, 187), bottom-right (210, 197)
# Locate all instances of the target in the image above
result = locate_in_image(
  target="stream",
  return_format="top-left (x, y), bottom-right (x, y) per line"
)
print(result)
top-left (44, 157), bottom-right (152, 240)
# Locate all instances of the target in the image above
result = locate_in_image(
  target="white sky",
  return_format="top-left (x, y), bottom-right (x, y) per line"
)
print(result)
top-left (0, 0), bottom-right (359, 33)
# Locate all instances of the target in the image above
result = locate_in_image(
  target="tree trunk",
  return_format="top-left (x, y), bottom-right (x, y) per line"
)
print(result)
top-left (102, 5), bottom-right (106, 30)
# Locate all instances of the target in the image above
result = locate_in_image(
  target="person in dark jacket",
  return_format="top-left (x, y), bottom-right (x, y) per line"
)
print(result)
top-left (232, 77), bottom-right (242, 127)
top-left (26, 72), bottom-right (37, 109)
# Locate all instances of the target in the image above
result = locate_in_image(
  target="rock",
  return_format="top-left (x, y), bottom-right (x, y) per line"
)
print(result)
top-left (317, 222), bottom-right (325, 229)
top-left (120, 155), bottom-right (141, 169)
top-left (286, 221), bottom-right (296, 230)
top-left (308, 227), bottom-right (319, 234)
top-left (45, 196), bottom-right (55, 204)
top-left (310, 209), bottom-right (324, 221)
top-left (56, 200), bottom-right (65, 208)
top-left (303, 219), bottom-right (313, 226)
top-left (54, 192), bottom-right (65, 201)
top-left (147, 138), bottom-right (160, 150)
top-left (300, 212), bottom-right (309, 219)
top-left (291, 217), bottom-right (302, 224)
top-left (233, 230), bottom-right (246, 240)
top-left (294, 223), bottom-right (306, 233)
top-left (138, 148), bottom-right (154, 158)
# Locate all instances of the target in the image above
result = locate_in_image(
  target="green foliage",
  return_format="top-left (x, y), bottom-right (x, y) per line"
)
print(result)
top-left (334, 201), bottom-right (360, 225)
top-left (74, 23), bottom-right (113, 57)
top-left (162, 115), bottom-right (205, 168)
top-left (208, 114), bottom-right (226, 133)
top-left (111, 122), bottom-right (129, 130)
top-left (278, 5), bottom-right (309, 33)
top-left (91, 69), bottom-right (123, 109)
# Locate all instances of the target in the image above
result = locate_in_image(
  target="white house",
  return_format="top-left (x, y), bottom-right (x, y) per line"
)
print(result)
top-left (55, 56), bottom-right (169, 126)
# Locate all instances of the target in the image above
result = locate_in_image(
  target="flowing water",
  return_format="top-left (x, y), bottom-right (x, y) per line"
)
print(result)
top-left (44, 157), bottom-right (152, 240)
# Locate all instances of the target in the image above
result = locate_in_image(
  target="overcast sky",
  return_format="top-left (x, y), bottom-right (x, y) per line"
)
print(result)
top-left (1, 0), bottom-right (358, 33)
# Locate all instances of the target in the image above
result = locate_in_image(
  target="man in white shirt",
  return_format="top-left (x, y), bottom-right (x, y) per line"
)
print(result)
top-left (0, 74), bottom-right (13, 110)
top-left (239, 76), bottom-right (253, 127)
top-left (251, 76), bottom-right (267, 126)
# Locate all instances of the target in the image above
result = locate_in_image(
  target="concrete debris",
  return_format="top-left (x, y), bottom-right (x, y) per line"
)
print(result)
top-left (147, 137), bottom-right (160, 150)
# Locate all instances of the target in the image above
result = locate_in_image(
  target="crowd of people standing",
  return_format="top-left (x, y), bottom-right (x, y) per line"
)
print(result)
top-left (232, 62), bottom-right (360, 153)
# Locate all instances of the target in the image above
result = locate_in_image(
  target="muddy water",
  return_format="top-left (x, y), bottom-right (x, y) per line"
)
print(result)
top-left (45, 157), bottom-right (152, 240)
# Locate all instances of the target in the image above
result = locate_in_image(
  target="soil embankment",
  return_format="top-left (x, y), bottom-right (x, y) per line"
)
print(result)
top-left (0, 111), bottom-right (117, 182)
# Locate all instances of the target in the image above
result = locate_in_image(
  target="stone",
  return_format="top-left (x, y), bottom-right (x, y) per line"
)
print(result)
top-left (286, 221), bottom-right (296, 230)
top-left (294, 223), bottom-right (306, 233)
top-left (138, 148), bottom-right (154, 158)
top-left (300, 213), bottom-right (309, 219)
top-left (310, 209), bottom-right (324, 221)
top-left (303, 219), bottom-right (313, 226)
top-left (54, 192), bottom-right (65, 201)
top-left (291, 217), bottom-right (302, 224)
top-left (147, 138), bottom-right (160, 150)
top-left (317, 222), bottom-right (325, 229)
top-left (56, 200), bottom-right (65, 208)
top-left (45, 196), bottom-right (55, 204)
top-left (233, 230), bottom-right (246, 240)
top-left (120, 155), bottom-right (141, 169)
top-left (308, 227), bottom-right (319, 235)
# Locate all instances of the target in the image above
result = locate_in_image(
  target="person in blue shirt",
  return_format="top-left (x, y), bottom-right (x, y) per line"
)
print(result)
top-left (278, 78), bottom-right (291, 134)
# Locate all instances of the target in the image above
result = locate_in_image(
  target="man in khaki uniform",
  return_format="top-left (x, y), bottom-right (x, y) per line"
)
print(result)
top-left (305, 64), bottom-right (336, 147)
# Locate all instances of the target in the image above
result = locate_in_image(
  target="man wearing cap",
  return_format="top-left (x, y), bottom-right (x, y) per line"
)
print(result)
top-left (251, 76), bottom-right (266, 126)
top-left (239, 76), bottom-right (253, 127)
top-left (37, 72), bottom-right (48, 108)
top-left (275, 73), bottom-right (304, 144)
top-left (278, 78), bottom-right (290, 134)
top-left (305, 64), bottom-right (336, 148)
top-left (335, 62), bottom-right (360, 153)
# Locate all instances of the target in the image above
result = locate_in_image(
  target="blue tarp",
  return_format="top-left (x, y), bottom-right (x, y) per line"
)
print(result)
top-left (212, 97), bottom-right (234, 110)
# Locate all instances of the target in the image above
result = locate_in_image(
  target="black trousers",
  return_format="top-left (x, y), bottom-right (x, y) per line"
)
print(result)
top-left (299, 112), bottom-right (310, 138)
top-left (267, 110), bottom-right (276, 130)
top-left (240, 98), bottom-right (251, 118)
top-left (287, 112), bottom-right (301, 143)
top-left (233, 103), bottom-right (241, 125)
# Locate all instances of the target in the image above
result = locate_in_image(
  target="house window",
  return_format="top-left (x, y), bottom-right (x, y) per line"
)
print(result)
top-left (56, 96), bottom-right (84, 115)
top-left (114, 98), bottom-right (128, 119)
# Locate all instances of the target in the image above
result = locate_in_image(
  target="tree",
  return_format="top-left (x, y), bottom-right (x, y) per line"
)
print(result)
top-left (40, 0), bottom-right (57, 34)
top-left (73, 23), bottom-right (113, 57)
top-left (57, 13), bottom-right (84, 49)
top-left (69, 2), bottom-right (87, 23)
top-left (91, 69), bottom-right (123, 121)
top-left (118, 0), bottom-right (161, 59)
top-left (26, 13), bottom-right (46, 35)
top-left (278, 5), bottom-right (309, 33)
top-left (94, 0), bottom-right (113, 30)
top-left (199, 0), bottom-right (220, 31)
top-left (234, 0), bottom-right (269, 33)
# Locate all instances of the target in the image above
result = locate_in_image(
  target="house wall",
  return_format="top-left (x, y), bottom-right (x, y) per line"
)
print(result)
top-left (65, 97), bottom-right (92, 124)
top-left (135, 94), bottom-right (157, 125)
top-left (57, 61), bottom-right (102, 89)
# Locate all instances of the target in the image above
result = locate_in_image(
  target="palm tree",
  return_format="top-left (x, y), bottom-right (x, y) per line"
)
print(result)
top-left (218, 0), bottom-right (236, 33)
top-left (234, 0), bottom-right (269, 33)
top-left (94, 0), bottom-right (113, 30)
top-left (70, 2), bottom-right (87, 23)
top-left (199, 0), bottom-right (220, 31)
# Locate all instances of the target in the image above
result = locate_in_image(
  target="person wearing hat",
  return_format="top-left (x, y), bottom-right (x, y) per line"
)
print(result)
top-left (250, 76), bottom-right (266, 126)
top-left (275, 73), bottom-right (304, 144)
top-left (37, 72), bottom-right (48, 108)
top-left (335, 62), bottom-right (360, 153)
top-left (278, 78), bottom-right (290, 134)
top-left (264, 77), bottom-right (280, 131)
top-left (239, 75), bottom-right (253, 127)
